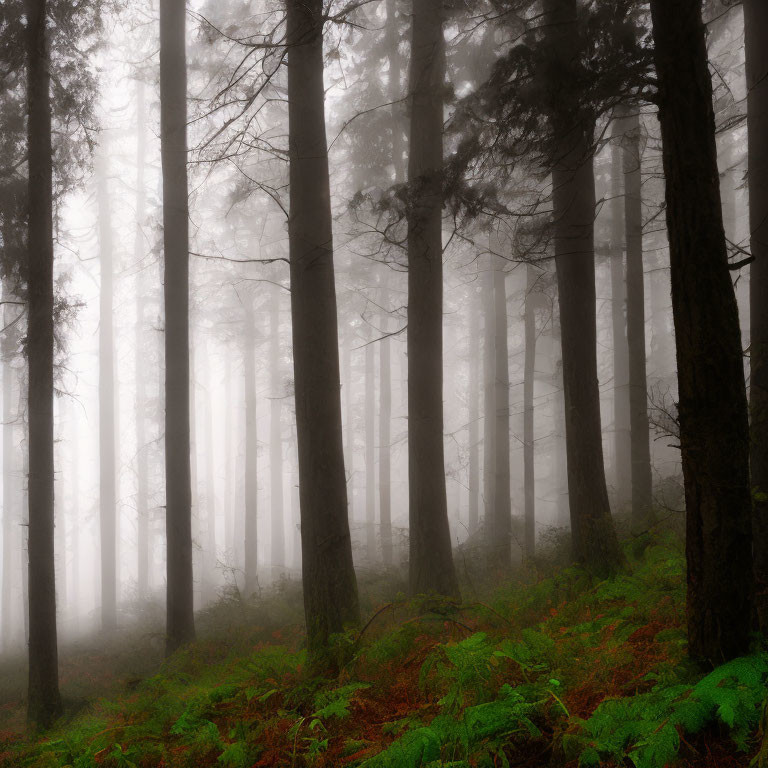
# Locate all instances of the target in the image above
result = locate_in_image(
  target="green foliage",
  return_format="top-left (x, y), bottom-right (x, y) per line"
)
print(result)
top-left (575, 654), bottom-right (768, 767)
top-left (312, 683), bottom-right (371, 720)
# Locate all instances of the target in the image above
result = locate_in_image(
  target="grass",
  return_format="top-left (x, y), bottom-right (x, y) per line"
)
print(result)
top-left (1, 532), bottom-right (765, 767)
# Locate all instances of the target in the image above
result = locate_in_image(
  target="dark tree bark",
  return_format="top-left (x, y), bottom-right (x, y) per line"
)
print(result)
top-left (618, 107), bottom-right (654, 529)
top-left (467, 284), bottom-right (480, 537)
top-left (543, 0), bottom-right (623, 576)
top-left (160, 0), bottom-right (195, 654)
top-left (406, 0), bottom-right (459, 597)
top-left (286, 0), bottom-right (359, 651)
top-left (609, 129), bottom-right (631, 509)
top-left (25, 0), bottom-right (62, 727)
top-left (96, 149), bottom-right (117, 632)
top-left (649, 0), bottom-right (752, 663)
top-left (746, 0), bottom-right (768, 632)
top-left (270, 286), bottom-right (285, 573)
top-left (243, 298), bottom-right (258, 596)
top-left (523, 264), bottom-right (536, 559)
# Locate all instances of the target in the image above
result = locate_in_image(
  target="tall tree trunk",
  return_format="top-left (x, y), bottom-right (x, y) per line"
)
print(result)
top-left (286, 0), bottom-right (359, 652)
top-left (649, 0), bottom-right (753, 663)
top-left (482, 264), bottom-right (496, 537)
top-left (379, 276), bottom-right (393, 564)
top-left (25, 0), bottom-right (61, 726)
top-left (224, 349), bottom-right (234, 558)
top-left (365, 336), bottom-right (376, 560)
top-left (618, 107), bottom-right (654, 529)
top-left (406, 0), bottom-right (458, 597)
top-left (523, 264), bottom-right (536, 559)
top-left (69, 398), bottom-right (80, 630)
top-left (160, 0), bottom-right (195, 654)
top-left (543, 0), bottom-right (623, 576)
top-left (343, 335), bottom-right (355, 526)
top-left (134, 80), bottom-right (149, 602)
top-left (610, 128), bottom-right (631, 509)
top-left (1, 288), bottom-right (14, 650)
top-left (243, 299), bottom-right (258, 596)
top-left (746, 0), bottom-right (768, 631)
top-left (467, 284), bottom-right (480, 537)
top-left (96, 147), bottom-right (117, 632)
top-left (270, 286), bottom-right (285, 573)
top-left (202, 340), bottom-right (217, 601)
top-left (488, 258), bottom-right (511, 568)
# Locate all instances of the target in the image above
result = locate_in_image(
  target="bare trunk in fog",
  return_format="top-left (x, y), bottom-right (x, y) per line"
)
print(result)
top-left (523, 265), bottom-right (536, 559)
top-left (746, 0), bottom-right (768, 632)
top-left (243, 300), bottom-right (258, 596)
top-left (544, 0), bottom-right (623, 577)
top-left (160, 0), bottom-right (195, 654)
top-left (649, 0), bottom-right (752, 663)
top-left (379, 275), bottom-right (393, 565)
top-left (202, 342), bottom-right (217, 600)
top-left (224, 350), bottom-right (234, 557)
top-left (482, 264), bottom-right (496, 536)
top-left (96, 149), bottom-right (117, 632)
top-left (365, 337), bottom-right (376, 560)
top-left (467, 284), bottom-right (480, 537)
top-left (1, 287), bottom-right (14, 650)
top-left (286, 0), bottom-right (359, 652)
top-left (26, 0), bottom-right (62, 726)
top-left (488, 258), bottom-right (511, 568)
top-left (610, 128), bottom-right (631, 509)
top-left (134, 79), bottom-right (149, 602)
top-left (406, 0), bottom-right (459, 597)
top-left (270, 287), bottom-right (285, 572)
top-left (618, 107), bottom-right (654, 530)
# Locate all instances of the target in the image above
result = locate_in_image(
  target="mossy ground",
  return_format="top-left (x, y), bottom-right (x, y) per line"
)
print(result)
top-left (1, 533), bottom-right (764, 767)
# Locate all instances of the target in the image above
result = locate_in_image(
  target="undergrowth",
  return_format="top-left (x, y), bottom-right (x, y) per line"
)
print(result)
top-left (1, 534), bottom-right (765, 767)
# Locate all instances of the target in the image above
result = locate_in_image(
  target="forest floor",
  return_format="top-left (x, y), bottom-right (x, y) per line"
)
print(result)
top-left (1, 534), bottom-right (766, 767)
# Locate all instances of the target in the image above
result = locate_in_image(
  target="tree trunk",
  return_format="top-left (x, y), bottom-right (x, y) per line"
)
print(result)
top-left (649, 0), bottom-right (753, 663)
top-left (618, 107), bottom-right (654, 529)
top-left (202, 339), bottom-right (217, 601)
top-left (365, 335), bottom-right (376, 561)
top-left (746, 0), bottom-right (768, 632)
top-left (25, 0), bottom-right (62, 726)
top-left (134, 80), bottom-right (149, 602)
top-left (270, 286), bottom-right (285, 573)
top-left (1, 286), bottom-right (15, 650)
top-left (95, 147), bottom-right (117, 632)
top-left (243, 299), bottom-right (258, 596)
top-left (406, 0), bottom-right (458, 597)
top-left (488, 258), bottom-right (511, 568)
top-left (610, 127), bottom-right (631, 509)
top-left (224, 349), bottom-right (234, 558)
top-left (286, 0), bottom-right (359, 652)
top-left (467, 284), bottom-right (480, 537)
top-left (379, 275), bottom-right (393, 564)
top-left (482, 263), bottom-right (496, 537)
top-left (160, 0), bottom-right (195, 654)
top-left (523, 264), bottom-right (536, 559)
top-left (543, 0), bottom-right (623, 577)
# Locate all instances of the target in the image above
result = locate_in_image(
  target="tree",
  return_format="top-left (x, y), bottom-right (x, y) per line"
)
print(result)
top-left (286, 0), bottom-right (359, 652)
top-left (467, 283), bottom-right (481, 537)
top-left (243, 295), bottom-right (258, 596)
top-left (406, 0), bottom-right (459, 597)
top-left (95, 147), bottom-right (117, 631)
top-left (745, 0), bottom-right (768, 631)
top-left (523, 264), bottom-right (538, 558)
top-left (270, 285), bottom-right (285, 573)
top-left (649, 0), bottom-right (752, 663)
top-left (160, 0), bottom-right (195, 654)
top-left (25, 0), bottom-right (62, 727)
top-left (543, 0), bottom-right (623, 575)
top-left (618, 106), bottom-right (653, 529)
